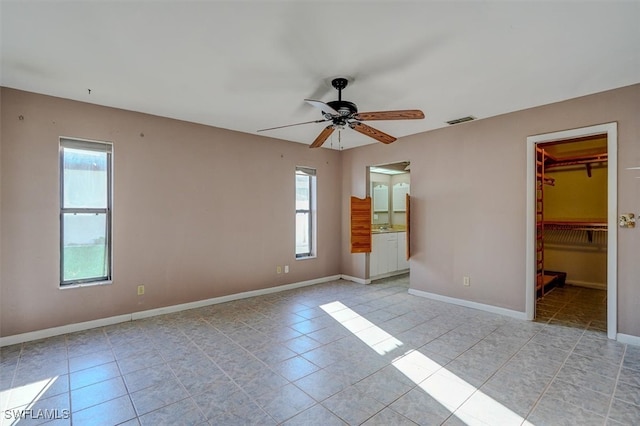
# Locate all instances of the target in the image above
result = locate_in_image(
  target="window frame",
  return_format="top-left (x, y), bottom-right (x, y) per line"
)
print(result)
top-left (59, 137), bottom-right (113, 287)
top-left (295, 166), bottom-right (316, 259)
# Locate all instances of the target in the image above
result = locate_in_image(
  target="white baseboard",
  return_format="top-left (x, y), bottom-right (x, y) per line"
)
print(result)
top-left (565, 280), bottom-right (607, 290)
top-left (369, 269), bottom-right (410, 282)
top-left (617, 333), bottom-right (640, 347)
top-left (0, 275), bottom-right (341, 347)
top-left (408, 288), bottom-right (528, 321)
top-left (340, 274), bottom-right (370, 285)
top-left (0, 315), bottom-right (132, 348)
top-left (132, 275), bottom-right (341, 320)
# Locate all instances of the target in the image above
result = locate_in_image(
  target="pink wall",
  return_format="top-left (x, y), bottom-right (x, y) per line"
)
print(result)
top-left (341, 84), bottom-right (640, 337)
top-left (2, 84), bottom-right (639, 340)
top-left (0, 88), bottom-right (342, 336)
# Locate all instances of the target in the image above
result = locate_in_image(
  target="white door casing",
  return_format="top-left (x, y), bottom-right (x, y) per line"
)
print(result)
top-left (525, 123), bottom-right (617, 339)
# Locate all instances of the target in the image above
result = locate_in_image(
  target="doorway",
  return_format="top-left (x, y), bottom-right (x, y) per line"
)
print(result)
top-left (535, 136), bottom-right (608, 329)
top-left (368, 161), bottom-right (411, 281)
top-left (526, 123), bottom-right (618, 339)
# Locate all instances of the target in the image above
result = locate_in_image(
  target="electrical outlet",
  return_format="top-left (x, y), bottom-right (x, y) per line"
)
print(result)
top-left (463, 276), bottom-right (470, 287)
top-left (284, 265), bottom-right (289, 273)
top-left (137, 285), bottom-right (145, 295)
top-left (276, 266), bottom-right (282, 274)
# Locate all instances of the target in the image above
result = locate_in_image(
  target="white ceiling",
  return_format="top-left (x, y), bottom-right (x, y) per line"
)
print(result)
top-left (2, 1), bottom-right (639, 150)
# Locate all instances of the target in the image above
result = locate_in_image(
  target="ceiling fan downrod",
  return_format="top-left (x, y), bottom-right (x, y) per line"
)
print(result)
top-left (331, 77), bottom-right (349, 102)
top-left (327, 77), bottom-right (358, 119)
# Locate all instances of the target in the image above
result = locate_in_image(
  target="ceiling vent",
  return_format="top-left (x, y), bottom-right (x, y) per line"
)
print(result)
top-left (446, 116), bottom-right (476, 125)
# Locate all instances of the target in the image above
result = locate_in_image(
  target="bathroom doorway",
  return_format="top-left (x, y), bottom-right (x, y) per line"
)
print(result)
top-left (368, 161), bottom-right (411, 281)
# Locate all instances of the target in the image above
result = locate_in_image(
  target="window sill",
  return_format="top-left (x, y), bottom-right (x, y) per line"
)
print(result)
top-left (295, 255), bottom-right (316, 261)
top-left (60, 280), bottom-right (113, 290)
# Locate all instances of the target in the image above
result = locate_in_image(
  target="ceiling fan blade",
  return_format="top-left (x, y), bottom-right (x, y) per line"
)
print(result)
top-left (257, 118), bottom-right (329, 132)
top-left (305, 99), bottom-right (340, 116)
top-left (350, 122), bottom-right (397, 144)
top-left (354, 110), bottom-right (425, 121)
top-left (309, 126), bottom-right (335, 148)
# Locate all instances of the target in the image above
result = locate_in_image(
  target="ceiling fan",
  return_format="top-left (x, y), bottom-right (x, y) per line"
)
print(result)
top-left (257, 77), bottom-right (425, 148)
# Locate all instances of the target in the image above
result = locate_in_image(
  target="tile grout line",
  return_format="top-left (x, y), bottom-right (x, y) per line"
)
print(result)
top-left (605, 343), bottom-right (627, 423)
top-left (113, 322), bottom-right (192, 424)
top-left (182, 311), bottom-right (287, 424)
top-left (522, 325), bottom-right (622, 423)
top-left (447, 320), bottom-right (546, 424)
top-left (523, 328), bottom-right (584, 422)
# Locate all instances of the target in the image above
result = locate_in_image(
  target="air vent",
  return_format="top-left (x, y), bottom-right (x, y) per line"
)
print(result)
top-left (446, 116), bottom-right (476, 125)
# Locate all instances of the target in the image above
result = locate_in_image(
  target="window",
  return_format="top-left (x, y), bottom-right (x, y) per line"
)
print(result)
top-left (60, 138), bottom-right (112, 286)
top-left (295, 167), bottom-right (316, 258)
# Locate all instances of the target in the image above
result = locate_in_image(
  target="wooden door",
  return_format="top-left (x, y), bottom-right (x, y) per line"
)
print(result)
top-left (350, 196), bottom-right (372, 253)
top-left (406, 194), bottom-right (411, 260)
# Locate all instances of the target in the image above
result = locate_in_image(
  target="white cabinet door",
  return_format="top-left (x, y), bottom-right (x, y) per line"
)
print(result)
top-left (397, 232), bottom-right (409, 270)
top-left (371, 232), bottom-right (408, 278)
top-left (370, 233), bottom-right (383, 276)
top-left (385, 233), bottom-right (398, 274)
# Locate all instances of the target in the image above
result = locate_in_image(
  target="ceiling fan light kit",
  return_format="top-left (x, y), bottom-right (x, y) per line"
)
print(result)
top-left (258, 77), bottom-right (425, 149)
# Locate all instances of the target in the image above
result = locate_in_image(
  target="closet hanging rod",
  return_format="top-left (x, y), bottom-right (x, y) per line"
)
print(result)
top-left (543, 220), bottom-right (608, 231)
top-left (545, 153), bottom-right (608, 169)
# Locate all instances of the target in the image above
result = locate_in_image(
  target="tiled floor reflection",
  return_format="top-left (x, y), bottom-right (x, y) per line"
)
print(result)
top-left (1, 275), bottom-right (638, 425)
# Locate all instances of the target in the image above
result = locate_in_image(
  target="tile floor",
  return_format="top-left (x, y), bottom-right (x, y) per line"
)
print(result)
top-left (1, 275), bottom-right (639, 425)
top-left (535, 284), bottom-right (607, 332)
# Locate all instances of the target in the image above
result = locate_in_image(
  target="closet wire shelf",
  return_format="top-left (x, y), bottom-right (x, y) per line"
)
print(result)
top-left (543, 221), bottom-right (607, 245)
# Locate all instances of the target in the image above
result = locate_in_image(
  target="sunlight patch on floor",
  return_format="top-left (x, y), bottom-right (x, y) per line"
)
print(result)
top-left (320, 301), bottom-right (403, 355)
top-left (1, 376), bottom-right (59, 423)
top-left (320, 301), bottom-right (534, 425)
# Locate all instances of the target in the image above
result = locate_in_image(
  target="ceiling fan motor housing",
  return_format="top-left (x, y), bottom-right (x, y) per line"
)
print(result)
top-left (326, 100), bottom-right (358, 118)
top-left (325, 77), bottom-right (358, 119)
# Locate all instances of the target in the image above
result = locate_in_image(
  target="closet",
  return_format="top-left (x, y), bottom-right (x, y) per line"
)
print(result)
top-left (536, 136), bottom-right (608, 298)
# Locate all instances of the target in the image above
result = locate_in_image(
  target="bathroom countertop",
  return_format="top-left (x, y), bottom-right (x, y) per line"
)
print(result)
top-left (371, 226), bottom-right (406, 234)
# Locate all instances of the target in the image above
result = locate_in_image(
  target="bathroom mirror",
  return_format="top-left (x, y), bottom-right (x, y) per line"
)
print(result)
top-left (371, 182), bottom-right (389, 225)
top-left (369, 162), bottom-right (410, 227)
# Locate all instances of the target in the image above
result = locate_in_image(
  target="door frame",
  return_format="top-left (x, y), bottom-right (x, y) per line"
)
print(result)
top-left (525, 122), bottom-right (617, 339)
